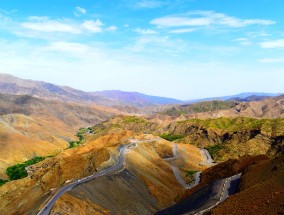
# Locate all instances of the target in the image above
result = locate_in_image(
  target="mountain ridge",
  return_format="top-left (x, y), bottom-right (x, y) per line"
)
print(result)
top-left (1, 74), bottom-right (281, 107)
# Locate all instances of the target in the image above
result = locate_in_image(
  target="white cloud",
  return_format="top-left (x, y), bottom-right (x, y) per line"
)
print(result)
top-left (21, 19), bottom-right (81, 34)
top-left (151, 11), bottom-right (275, 29)
top-left (260, 39), bottom-right (284, 49)
top-left (81, 20), bottom-right (103, 33)
top-left (18, 17), bottom-right (111, 36)
top-left (74, 7), bottom-right (87, 16)
top-left (259, 58), bottom-right (284, 63)
top-left (134, 28), bottom-right (157, 35)
top-left (169, 28), bottom-right (196, 34)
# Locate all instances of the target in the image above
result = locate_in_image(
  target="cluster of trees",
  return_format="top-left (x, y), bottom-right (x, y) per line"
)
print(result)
top-left (5, 156), bottom-right (45, 180)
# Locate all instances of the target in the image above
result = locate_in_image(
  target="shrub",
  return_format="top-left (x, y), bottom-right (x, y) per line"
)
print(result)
top-left (186, 170), bottom-right (198, 177)
top-left (160, 133), bottom-right (185, 141)
top-left (0, 179), bottom-right (8, 186)
top-left (205, 145), bottom-right (223, 157)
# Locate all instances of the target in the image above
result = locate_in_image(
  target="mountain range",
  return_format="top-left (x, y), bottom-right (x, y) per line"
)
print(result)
top-left (0, 73), bottom-right (284, 214)
top-left (0, 73), bottom-right (281, 107)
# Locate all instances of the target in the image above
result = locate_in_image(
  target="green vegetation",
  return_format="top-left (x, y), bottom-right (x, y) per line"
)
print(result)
top-left (76, 127), bottom-right (89, 140)
top-left (186, 170), bottom-right (198, 177)
top-left (164, 100), bottom-right (237, 116)
top-left (68, 127), bottom-right (89, 148)
top-left (123, 116), bottom-right (147, 124)
top-left (0, 179), bottom-right (8, 186)
top-left (6, 156), bottom-right (45, 181)
top-left (177, 117), bottom-right (275, 133)
top-left (160, 133), bottom-right (185, 141)
top-left (205, 145), bottom-right (223, 157)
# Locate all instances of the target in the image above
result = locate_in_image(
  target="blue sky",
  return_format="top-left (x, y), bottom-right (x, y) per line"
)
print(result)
top-left (0, 0), bottom-right (283, 99)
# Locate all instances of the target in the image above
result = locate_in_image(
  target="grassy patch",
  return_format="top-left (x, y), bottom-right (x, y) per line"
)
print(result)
top-left (205, 145), bottom-right (223, 157)
top-left (6, 156), bottom-right (45, 181)
top-left (160, 133), bottom-right (185, 141)
top-left (123, 116), bottom-right (147, 123)
top-left (186, 170), bottom-right (198, 177)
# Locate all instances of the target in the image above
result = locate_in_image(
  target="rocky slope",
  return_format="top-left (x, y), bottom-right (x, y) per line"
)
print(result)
top-left (0, 93), bottom-right (122, 177)
top-left (210, 155), bottom-right (284, 215)
top-left (159, 154), bottom-right (284, 215)
top-left (90, 116), bottom-right (284, 161)
top-left (161, 94), bottom-right (284, 119)
top-left (0, 130), bottom-right (207, 215)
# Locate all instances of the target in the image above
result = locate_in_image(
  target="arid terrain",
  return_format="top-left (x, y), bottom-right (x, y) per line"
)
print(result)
top-left (0, 75), bottom-right (283, 215)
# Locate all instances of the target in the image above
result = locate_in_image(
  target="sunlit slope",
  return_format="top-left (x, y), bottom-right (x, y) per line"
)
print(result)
top-left (0, 130), bottom-right (206, 215)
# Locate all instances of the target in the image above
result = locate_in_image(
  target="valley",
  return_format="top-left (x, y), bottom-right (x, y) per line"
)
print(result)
top-left (0, 75), bottom-right (283, 215)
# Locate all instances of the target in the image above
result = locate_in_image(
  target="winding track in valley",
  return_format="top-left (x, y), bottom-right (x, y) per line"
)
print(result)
top-left (37, 139), bottom-right (148, 215)
top-left (164, 144), bottom-right (214, 189)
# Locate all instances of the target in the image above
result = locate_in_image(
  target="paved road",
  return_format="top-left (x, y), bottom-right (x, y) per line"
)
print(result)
top-left (200, 149), bottom-right (215, 164)
top-left (37, 142), bottom-right (137, 215)
top-left (37, 138), bottom-right (160, 215)
top-left (193, 173), bottom-right (242, 215)
top-left (164, 145), bottom-right (212, 189)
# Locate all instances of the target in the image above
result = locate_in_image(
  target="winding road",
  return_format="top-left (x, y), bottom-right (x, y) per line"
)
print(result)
top-left (37, 142), bottom-right (137, 215)
top-left (193, 173), bottom-right (242, 215)
top-left (164, 144), bottom-right (213, 189)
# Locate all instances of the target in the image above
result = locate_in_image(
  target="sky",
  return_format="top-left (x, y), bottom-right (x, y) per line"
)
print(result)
top-left (0, 0), bottom-right (283, 100)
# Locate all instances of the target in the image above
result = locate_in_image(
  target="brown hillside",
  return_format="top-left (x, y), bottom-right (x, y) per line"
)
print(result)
top-left (211, 155), bottom-right (284, 215)
top-left (0, 93), bottom-right (122, 177)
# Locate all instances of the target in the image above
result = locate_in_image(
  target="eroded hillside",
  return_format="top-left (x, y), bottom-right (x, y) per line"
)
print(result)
top-left (90, 115), bottom-right (284, 161)
top-left (0, 93), bottom-right (122, 177)
top-left (0, 128), bottom-right (209, 215)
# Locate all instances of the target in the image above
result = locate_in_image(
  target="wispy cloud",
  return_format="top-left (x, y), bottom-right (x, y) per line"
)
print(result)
top-left (126, 35), bottom-right (187, 55)
top-left (74, 6), bottom-right (87, 17)
top-left (106, 25), bottom-right (118, 31)
top-left (132, 0), bottom-right (166, 9)
top-left (134, 28), bottom-right (157, 35)
top-left (43, 42), bottom-right (89, 53)
top-left (169, 28), bottom-right (196, 34)
top-left (16, 17), bottom-right (115, 37)
top-left (21, 19), bottom-right (81, 34)
top-left (260, 39), bottom-right (284, 48)
top-left (259, 58), bottom-right (284, 63)
top-left (235, 38), bottom-right (252, 46)
top-left (151, 11), bottom-right (275, 29)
